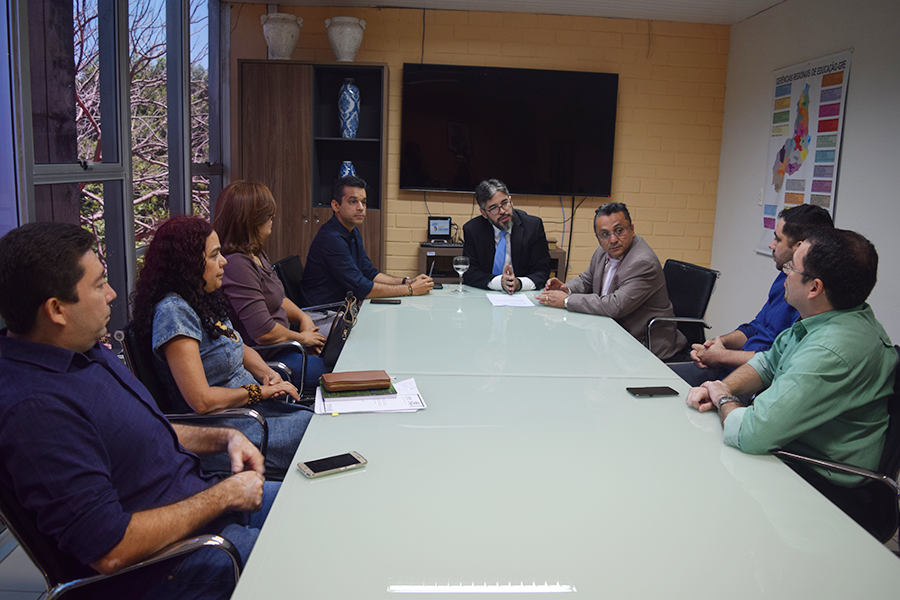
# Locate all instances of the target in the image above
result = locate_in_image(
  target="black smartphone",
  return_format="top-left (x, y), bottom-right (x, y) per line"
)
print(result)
top-left (626, 386), bottom-right (679, 398)
top-left (433, 283), bottom-right (444, 289)
top-left (371, 299), bottom-right (401, 305)
top-left (297, 452), bottom-right (367, 478)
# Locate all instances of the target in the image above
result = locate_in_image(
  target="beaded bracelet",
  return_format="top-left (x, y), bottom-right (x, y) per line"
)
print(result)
top-left (407, 283), bottom-right (414, 296)
top-left (241, 383), bottom-right (262, 405)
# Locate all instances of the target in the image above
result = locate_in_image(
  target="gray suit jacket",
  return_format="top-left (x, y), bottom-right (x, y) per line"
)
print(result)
top-left (565, 235), bottom-right (686, 359)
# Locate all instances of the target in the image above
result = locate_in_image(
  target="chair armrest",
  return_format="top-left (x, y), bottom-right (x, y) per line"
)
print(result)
top-left (264, 361), bottom-right (293, 384)
top-left (252, 342), bottom-right (307, 397)
top-left (167, 408), bottom-right (268, 457)
top-left (253, 341), bottom-right (306, 361)
top-left (50, 534), bottom-right (242, 600)
top-left (302, 301), bottom-right (345, 313)
top-left (773, 450), bottom-right (900, 495)
top-left (646, 317), bottom-right (711, 351)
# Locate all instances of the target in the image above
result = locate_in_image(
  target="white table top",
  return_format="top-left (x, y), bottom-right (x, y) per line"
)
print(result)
top-left (232, 287), bottom-right (900, 598)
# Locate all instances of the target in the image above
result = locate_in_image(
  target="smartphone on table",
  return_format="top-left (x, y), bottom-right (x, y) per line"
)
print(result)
top-left (626, 386), bottom-right (679, 398)
top-left (297, 451), bottom-right (367, 478)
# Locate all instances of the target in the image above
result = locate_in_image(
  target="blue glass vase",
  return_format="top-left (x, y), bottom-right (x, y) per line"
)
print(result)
top-left (339, 78), bottom-right (360, 139)
top-left (338, 78), bottom-right (359, 179)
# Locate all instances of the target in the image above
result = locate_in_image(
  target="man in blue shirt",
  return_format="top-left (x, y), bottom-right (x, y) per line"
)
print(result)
top-left (687, 228), bottom-right (896, 532)
top-left (671, 204), bottom-right (832, 385)
top-left (0, 222), bottom-right (275, 600)
top-left (302, 176), bottom-right (434, 305)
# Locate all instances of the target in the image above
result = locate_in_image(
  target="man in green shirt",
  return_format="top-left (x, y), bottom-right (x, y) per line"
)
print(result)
top-left (687, 228), bottom-right (897, 492)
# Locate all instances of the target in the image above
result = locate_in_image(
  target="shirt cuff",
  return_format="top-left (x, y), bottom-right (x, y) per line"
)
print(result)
top-left (488, 275), bottom-right (502, 290)
top-left (722, 406), bottom-right (747, 448)
top-left (518, 277), bottom-right (536, 291)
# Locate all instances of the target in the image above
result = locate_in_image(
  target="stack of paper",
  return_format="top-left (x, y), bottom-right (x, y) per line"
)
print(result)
top-left (314, 378), bottom-right (426, 415)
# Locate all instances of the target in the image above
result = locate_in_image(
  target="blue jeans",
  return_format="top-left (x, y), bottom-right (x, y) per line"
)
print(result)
top-left (144, 481), bottom-right (281, 600)
top-left (198, 401), bottom-right (313, 475)
top-left (272, 347), bottom-right (327, 393)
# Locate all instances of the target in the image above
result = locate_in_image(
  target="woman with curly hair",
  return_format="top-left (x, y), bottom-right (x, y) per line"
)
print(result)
top-left (131, 215), bottom-right (312, 474)
top-left (212, 181), bottom-right (327, 391)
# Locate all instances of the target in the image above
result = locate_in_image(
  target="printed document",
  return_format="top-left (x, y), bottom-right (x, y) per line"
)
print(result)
top-left (314, 378), bottom-right (426, 415)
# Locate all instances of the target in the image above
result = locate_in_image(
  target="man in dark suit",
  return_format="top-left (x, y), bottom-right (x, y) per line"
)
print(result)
top-left (462, 179), bottom-right (551, 294)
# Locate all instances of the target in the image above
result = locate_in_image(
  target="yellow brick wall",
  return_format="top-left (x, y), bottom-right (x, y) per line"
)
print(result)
top-left (229, 6), bottom-right (727, 278)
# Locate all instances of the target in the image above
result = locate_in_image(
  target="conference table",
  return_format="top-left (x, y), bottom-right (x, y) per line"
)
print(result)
top-left (232, 287), bottom-right (900, 599)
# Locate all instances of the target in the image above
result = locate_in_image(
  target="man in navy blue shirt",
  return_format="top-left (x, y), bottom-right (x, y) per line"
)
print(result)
top-left (671, 204), bottom-right (833, 386)
top-left (0, 222), bottom-right (276, 600)
top-left (302, 176), bottom-right (433, 306)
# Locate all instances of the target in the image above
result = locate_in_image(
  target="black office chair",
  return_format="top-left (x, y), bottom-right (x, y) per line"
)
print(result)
top-left (272, 254), bottom-right (347, 313)
top-left (273, 255), bottom-right (309, 308)
top-left (116, 325), bottom-right (268, 457)
top-left (647, 259), bottom-right (720, 362)
top-left (0, 479), bottom-right (241, 600)
top-left (774, 345), bottom-right (900, 545)
top-left (320, 293), bottom-right (358, 373)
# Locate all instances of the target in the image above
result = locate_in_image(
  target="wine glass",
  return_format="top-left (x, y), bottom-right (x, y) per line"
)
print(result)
top-left (452, 255), bottom-right (470, 294)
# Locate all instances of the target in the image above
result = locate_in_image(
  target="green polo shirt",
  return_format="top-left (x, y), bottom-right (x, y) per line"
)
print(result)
top-left (723, 303), bottom-right (897, 487)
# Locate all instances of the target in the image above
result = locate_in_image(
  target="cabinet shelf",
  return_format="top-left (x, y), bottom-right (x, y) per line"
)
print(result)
top-left (314, 137), bottom-right (380, 143)
top-left (239, 60), bottom-right (388, 269)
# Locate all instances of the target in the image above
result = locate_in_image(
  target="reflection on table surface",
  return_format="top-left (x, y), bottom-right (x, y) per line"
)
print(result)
top-left (342, 288), bottom-right (677, 379)
top-left (232, 287), bottom-right (900, 599)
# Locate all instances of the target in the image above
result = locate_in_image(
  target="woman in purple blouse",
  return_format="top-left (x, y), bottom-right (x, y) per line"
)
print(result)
top-left (212, 181), bottom-right (327, 390)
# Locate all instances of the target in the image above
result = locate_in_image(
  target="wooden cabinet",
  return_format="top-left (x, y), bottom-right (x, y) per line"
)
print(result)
top-left (238, 61), bottom-right (388, 268)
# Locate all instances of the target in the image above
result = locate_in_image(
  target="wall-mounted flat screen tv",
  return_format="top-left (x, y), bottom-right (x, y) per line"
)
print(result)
top-left (400, 63), bottom-right (618, 197)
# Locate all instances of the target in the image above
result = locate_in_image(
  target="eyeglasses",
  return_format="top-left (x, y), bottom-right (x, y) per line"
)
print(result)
top-left (597, 226), bottom-right (630, 241)
top-left (484, 198), bottom-right (511, 215)
top-left (782, 261), bottom-right (809, 278)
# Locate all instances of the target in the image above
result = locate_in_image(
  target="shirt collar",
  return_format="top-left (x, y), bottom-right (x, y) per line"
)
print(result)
top-left (0, 330), bottom-right (100, 373)
top-left (492, 221), bottom-right (513, 241)
top-left (789, 303), bottom-right (870, 341)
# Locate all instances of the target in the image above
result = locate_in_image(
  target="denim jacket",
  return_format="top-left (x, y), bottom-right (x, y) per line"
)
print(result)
top-left (152, 293), bottom-right (256, 412)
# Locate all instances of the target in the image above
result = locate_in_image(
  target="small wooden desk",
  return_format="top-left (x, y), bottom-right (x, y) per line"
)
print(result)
top-left (418, 245), bottom-right (567, 283)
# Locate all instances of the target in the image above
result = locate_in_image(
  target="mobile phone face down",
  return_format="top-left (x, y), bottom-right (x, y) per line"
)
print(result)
top-left (432, 282), bottom-right (443, 289)
top-left (371, 299), bottom-right (401, 305)
top-left (297, 451), bottom-right (367, 478)
top-left (626, 386), bottom-right (679, 398)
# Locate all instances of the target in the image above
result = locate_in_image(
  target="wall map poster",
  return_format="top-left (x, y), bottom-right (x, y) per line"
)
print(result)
top-left (756, 50), bottom-right (851, 253)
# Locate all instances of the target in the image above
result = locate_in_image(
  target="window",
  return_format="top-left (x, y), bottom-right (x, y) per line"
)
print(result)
top-left (10, 0), bottom-right (221, 331)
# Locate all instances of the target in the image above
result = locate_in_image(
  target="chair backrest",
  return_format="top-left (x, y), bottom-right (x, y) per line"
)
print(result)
top-left (117, 323), bottom-right (175, 413)
top-left (878, 346), bottom-right (900, 474)
top-left (866, 345), bottom-right (900, 543)
top-left (662, 259), bottom-right (720, 345)
top-left (0, 481), bottom-right (88, 592)
top-left (272, 255), bottom-right (307, 308)
top-left (320, 294), bottom-right (357, 372)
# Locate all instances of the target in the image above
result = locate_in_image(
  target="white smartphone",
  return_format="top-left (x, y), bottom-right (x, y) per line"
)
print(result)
top-left (297, 451), bottom-right (367, 478)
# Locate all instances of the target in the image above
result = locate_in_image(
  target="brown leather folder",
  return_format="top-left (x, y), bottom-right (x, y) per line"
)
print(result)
top-left (320, 370), bottom-right (391, 392)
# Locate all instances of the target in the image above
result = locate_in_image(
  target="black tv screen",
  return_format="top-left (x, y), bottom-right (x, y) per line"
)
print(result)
top-left (400, 63), bottom-right (618, 197)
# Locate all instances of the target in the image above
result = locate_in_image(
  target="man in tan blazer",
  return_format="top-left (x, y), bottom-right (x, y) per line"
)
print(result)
top-left (537, 202), bottom-right (686, 359)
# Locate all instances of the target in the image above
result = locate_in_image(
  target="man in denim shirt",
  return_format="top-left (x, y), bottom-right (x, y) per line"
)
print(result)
top-left (687, 228), bottom-right (897, 531)
top-left (0, 223), bottom-right (276, 600)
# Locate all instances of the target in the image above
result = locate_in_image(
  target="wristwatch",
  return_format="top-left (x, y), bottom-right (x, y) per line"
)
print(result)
top-left (718, 395), bottom-right (743, 410)
top-left (563, 295), bottom-right (569, 309)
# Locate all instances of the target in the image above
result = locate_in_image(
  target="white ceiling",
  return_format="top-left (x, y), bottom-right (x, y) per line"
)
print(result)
top-left (247, 0), bottom-right (786, 25)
